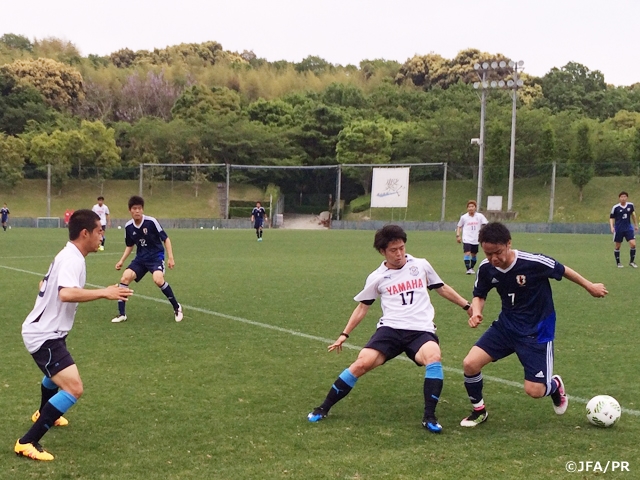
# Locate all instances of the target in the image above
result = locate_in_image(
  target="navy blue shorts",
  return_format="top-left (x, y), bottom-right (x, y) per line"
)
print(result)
top-left (101, 224), bottom-right (107, 231)
top-left (462, 243), bottom-right (480, 254)
top-left (365, 326), bottom-right (439, 366)
top-left (475, 321), bottom-right (554, 384)
top-left (127, 257), bottom-right (165, 282)
top-left (31, 337), bottom-right (75, 378)
top-left (613, 229), bottom-right (634, 243)
top-left (254, 220), bottom-right (263, 229)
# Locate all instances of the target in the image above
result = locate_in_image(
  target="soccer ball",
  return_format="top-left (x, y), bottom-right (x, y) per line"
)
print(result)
top-left (117, 226), bottom-right (122, 230)
top-left (586, 395), bottom-right (621, 427)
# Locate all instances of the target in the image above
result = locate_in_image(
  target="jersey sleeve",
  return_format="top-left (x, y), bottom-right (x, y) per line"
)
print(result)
top-left (544, 255), bottom-right (565, 281)
top-left (57, 257), bottom-right (84, 289)
top-left (457, 215), bottom-right (465, 228)
top-left (354, 272), bottom-right (380, 303)
top-left (105, 206), bottom-right (110, 215)
top-left (472, 263), bottom-right (493, 299)
top-left (125, 227), bottom-right (136, 247)
top-left (480, 213), bottom-right (489, 225)
top-left (422, 259), bottom-right (444, 290)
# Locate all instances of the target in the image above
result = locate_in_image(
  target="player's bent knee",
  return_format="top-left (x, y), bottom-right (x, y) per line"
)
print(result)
top-left (524, 382), bottom-right (545, 398)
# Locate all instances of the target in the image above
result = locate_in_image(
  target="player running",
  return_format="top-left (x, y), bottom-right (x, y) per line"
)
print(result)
top-left (609, 191), bottom-right (638, 268)
top-left (455, 200), bottom-right (488, 274)
top-left (15, 210), bottom-right (132, 461)
top-left (460, 222), bottom-right (607, 427)
top-left (112, 196), bottom-right (183, 323)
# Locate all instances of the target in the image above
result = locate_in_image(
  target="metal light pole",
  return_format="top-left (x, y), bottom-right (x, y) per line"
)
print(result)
top-left (473, 64), bottom-right (491, 210)
top-left (506, 60), bottom-right (524, 212)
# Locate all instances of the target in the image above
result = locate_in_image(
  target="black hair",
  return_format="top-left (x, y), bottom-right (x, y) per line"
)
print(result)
top-left (128, 195), bottom-right (145, 210)
top-left (373, 224), bottom-right (407, 251)
top-left (97, 196), bottom-right (104, 201)
top-left (478, 222), bottom-right (511, 245)
top-left (68, 209), bottom-right (101, 240)
top-left (619, 191), bottom-right (629, 197)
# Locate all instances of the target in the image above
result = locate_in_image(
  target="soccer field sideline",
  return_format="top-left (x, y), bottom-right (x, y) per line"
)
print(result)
top-left (3, 260), bottom-right (638, 419)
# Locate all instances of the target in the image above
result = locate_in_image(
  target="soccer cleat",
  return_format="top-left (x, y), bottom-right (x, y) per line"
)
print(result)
top-left (630, 262), bottom-right (638, 268)
top-left (466, 269), bottom-right (475, 275)
top-left (14, 440), bottom-right (54, 461)
top-left (460, 408), bottom-right (488, 427)
top-left (32, 410), bottom-right (68, 427)
top-left (551, 375), bottom-right (568, 415)
top-left (98, 245), bottom-right (104, 251)
top-left (257, 238), bottom-right (262, 242)
top-left (617, 263), bottom-right (624, 268)
top-left (307, 407), bottom-right (327, 422)
top-left (422, 415), bottom-right (443, 433)
top-left (174, 303), bottom-right (183, 322)
top-left (111, 314), bottom-right (127, 323)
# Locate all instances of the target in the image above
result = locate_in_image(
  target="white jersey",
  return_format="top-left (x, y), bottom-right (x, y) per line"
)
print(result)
top-left (457, 212), bottom-right (488, 244)
top-left (22, 242), bottom-right (86, 353)
top-left (92, 203), bottom-right (110, 225)
top-left (354, 254), bottom-right (444, 332)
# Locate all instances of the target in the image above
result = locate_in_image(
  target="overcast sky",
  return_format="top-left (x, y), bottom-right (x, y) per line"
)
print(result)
top-left (2, 0), bottom-right (638, 86)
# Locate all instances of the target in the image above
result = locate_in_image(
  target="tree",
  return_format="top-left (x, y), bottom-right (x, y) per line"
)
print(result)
top-left (336, 120), bottom-right (392, 193)
top-left (538, 124), bottom-right (556, 181)
top-left (0, 134), bottom-right (26, 188)
top-left (569, 123), bottom-right (595, 202)
top-left (484, 122), bottom-right (509, 192)
top-left (0, 33), bottom-right (33, 52)
top-left (632, 128), bottom-right (640, 181)
top-left (0, 68), bottom-right (53, 135)
top-left (3, 58), bottom-right (84, 110)
top-left (171, 85), bottom-right (241, 121)
top-left (295, 56), bottom-right (333, 75)
top-left (115, 70), bottom-right (183, 122)
top-left (28, 130), bottom-right (74, 193)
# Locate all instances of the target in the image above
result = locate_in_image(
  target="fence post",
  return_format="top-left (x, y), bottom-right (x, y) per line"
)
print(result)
top-left (139, 164), bottom-right (143, 197)
top-left (548, 161), bottom-right (556, 223)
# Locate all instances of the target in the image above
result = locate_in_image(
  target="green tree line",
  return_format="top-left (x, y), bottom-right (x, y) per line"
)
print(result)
top-left (1, 33), bottom-right (640, 203)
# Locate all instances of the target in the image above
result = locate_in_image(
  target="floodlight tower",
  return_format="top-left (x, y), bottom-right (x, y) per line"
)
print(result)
top-left (506, 60), bottom-right (524, 212)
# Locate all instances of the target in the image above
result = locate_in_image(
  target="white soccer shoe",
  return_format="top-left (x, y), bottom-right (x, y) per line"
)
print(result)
top-left (111, 315), bottom-right (127, 323)
top-left (174, 304), bottom-right (183, 322)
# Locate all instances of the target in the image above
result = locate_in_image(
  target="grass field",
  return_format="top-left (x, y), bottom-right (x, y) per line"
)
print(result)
top-left (0, 228), bottom-right (638, 479)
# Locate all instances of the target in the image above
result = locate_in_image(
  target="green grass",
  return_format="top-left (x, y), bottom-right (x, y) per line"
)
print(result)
top-left (0, 228), bottom-right (638, 479)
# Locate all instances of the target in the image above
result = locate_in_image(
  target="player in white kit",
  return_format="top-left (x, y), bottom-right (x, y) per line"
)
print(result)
top-left (307, 225), bottom-right (473, 433)
top-left (91, 196), bottom-right (110, 250)
top-left (15, 209), bottom-right (133, 461)
top-left (456, 200), bottom-right (488, 274)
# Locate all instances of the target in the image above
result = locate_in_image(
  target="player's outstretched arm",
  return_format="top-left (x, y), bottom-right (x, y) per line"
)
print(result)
top-left (115, 246), bottom-right (134, 270)
top-left (563, 266), bottom-right (608, 298)
top-left (328, 302), bottom-right (370, 353)
top-left (469, 297), bottom-right (486, 328)
top-left (59, 285), bottom-right (133, 303)
top-left (434, 284), bottom-right (473, 316)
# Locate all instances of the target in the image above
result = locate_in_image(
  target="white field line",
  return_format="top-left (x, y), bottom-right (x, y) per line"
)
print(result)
top-left (3, 263), bottom-right (638, 417)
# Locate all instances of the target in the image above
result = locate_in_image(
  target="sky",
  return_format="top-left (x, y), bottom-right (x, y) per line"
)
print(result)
top-left (2, 0), bottom-right (639, 86)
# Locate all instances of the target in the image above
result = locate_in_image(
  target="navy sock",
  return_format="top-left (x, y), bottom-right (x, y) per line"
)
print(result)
top-left (160, 282), bottom-right (179, 310)
top-left (319, 368), bottom-right (358, 412)
top-left (631, 248), bottom-right (636, 263)
top-left (118, 283), bottom-right (128, 315)
top-left (470, 257), bottom-right (477, 269)
top-left (423, 362), bottom-right (444, 418)
top-left (21, 391), bottom-right (76, 444)
top-left (464, 373), bottom-right (485, 408)
top-left (39, 376), bottom-right (58, 411)
top-left (614, 250), bottom-right (621, 264)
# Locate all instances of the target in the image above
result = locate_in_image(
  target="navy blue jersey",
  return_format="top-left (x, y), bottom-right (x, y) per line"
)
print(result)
top-left (124, 215), bottom-right (168, 262)
top-left (1, 207), bottom-right (9, 221)
top-left (251, 207), bottom-right (266, 220)
top-left (473, 250), bottom-right (565, 342)
top-left (610, 202), bottom-right (635, 232)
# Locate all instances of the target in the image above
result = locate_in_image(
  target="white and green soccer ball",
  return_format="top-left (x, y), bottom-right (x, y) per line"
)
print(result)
top-left (586, 395), bottom-right (621, 427)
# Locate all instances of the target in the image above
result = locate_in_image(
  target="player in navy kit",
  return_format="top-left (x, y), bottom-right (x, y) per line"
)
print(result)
top-left (112, 196), bottom-right (183, 323)
top-left (1, 203), bottom-right (10, 231)
top-left (307, 225), bottom-right (473, 433)
top-left (15, 210), bottom-right (132, 461)
top-left (251, 202), bottom-right (267, 241)
top-left (609, 191), bottom-right (638, 268)
top-left (459, 222), bottom-right (608, 427)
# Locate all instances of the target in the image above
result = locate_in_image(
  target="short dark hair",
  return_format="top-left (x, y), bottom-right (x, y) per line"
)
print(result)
top-left (619, 191), bottom-right (629, 197)
top-left (68, 209), bottom-right (100, 240)
top-left (97, 196), bottom-right (104, 201)
top-left (467, 200), bottom-right (477, 208)
top-left (128, 195), bottom-right (144, 210)
top-left (478, 222), bottom-right (511, 245)
top-left (374, 224), bottom-right (407, 251)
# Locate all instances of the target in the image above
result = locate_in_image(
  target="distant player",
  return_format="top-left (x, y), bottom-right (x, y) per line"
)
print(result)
top-left (251, 202), bottom-right (267, 241)
top-left (91, 196), bottom-right (110, 250)
top-left (456, 200), bottom-right (488, 274)
top-left (307, 225), bottom-right (473, 433)
top-left (1, 203), bottom-right (10, 231)
top-left (112, 196), bottom-right (183, 323)
top-left (609, 191), bottom-right (638, 268)
top-left (15, 210), bottom-right (132, 461)
top-left (459, 222), bottom-right (607, 428)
